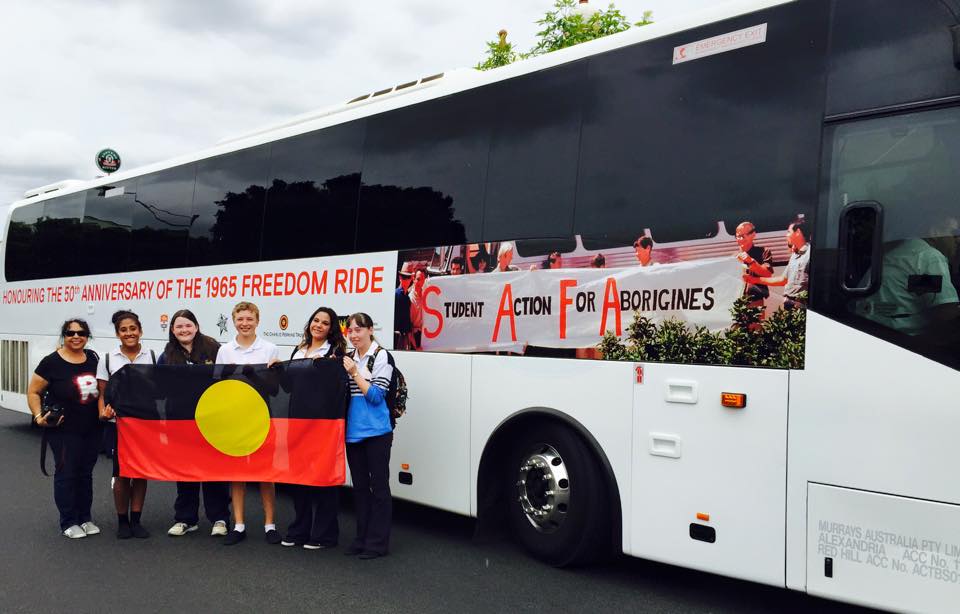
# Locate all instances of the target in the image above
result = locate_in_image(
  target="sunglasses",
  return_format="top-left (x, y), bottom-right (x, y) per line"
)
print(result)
top-left (63, 330), bottom-right (89, 338)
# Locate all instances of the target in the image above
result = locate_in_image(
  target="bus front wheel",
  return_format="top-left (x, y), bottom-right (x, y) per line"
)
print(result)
top-left (507, 422), bottom-right (607, 566)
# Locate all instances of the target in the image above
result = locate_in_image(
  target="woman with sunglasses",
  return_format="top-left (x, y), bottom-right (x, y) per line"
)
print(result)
top-left (27, 319), bottom-right (102, 539)
top-left (281, 307), bottom-right (347, 550)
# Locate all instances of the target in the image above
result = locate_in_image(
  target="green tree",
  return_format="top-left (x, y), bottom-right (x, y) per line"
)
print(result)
top-left (476, 29), bottom-right (519, 71)
top-left (477, 0), bottom-right (653, 71)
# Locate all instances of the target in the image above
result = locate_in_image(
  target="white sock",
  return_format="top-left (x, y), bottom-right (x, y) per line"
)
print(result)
top-left (233, 523), bottom-right (245, 533)
top-left (264, 523), bottom-right (276, 532)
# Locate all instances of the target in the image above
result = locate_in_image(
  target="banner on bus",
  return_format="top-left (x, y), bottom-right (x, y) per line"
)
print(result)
top-left (107, 359), bottom-right (348, 486)
top-left (395, 226), bottom-right (809, 368)
top-left (412, 259), bottom-right (742, 352)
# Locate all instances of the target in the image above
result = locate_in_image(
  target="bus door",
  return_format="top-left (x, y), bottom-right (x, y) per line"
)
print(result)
top-left (797, 106), bottom-right (960, 610)
top-left (631, 362), bottom-right (789, 586)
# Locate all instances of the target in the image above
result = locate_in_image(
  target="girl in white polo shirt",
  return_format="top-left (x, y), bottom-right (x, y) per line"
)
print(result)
top-left (216, 301), bottom-right (281, 545)
top-left (97, 310), bottom-right (156, 539)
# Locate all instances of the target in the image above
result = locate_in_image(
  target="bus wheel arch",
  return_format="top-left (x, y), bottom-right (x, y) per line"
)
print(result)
top-left (476, 408), bottom-right (622, 566)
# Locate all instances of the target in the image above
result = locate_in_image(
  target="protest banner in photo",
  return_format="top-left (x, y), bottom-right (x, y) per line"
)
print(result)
top-left (417, 258), bottom-right (743, 352)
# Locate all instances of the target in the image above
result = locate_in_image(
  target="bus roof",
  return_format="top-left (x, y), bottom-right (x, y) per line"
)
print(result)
top-left (9, 0), bottom-right (793, 211)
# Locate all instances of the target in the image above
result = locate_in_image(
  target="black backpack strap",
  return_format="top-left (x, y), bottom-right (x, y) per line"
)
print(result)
top-left (290, 346), bottom-right (300, 360)
top-left (150, 349), bottom-right (156, 364)
top-left (105, 352), bottom-right (110, 374)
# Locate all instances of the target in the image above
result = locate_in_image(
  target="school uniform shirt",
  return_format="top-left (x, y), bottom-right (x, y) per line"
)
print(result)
top-left (35, 350), bottom-right (100, 434)
top-left (215, 336), bottom-right (280, 366)
top-left (96, 346), bottom-right (157, 421)
top-left (292, 341), bottom-right (331, 360)
top-left (345, 341), bottom-right (393, 443)
top-left (96, 346), bottom-right (156, 380)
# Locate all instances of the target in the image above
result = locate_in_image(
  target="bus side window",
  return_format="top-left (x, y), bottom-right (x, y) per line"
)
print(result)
top-left (263, 121), bottom-right (364, 260)
top-left (189, 146), bottom-right (270, 267)
top-left (820, 107), bottom-right (960, 369)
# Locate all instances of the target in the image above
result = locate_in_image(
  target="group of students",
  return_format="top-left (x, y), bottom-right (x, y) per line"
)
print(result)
top-left (26, 301), bottom-right (395, 560)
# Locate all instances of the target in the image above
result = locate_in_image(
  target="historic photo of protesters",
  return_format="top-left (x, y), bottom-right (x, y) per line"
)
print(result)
top-left (394, 220), bottom-right (810, 368)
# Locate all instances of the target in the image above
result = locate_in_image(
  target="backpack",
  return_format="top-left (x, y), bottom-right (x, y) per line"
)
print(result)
top-left (353, 346), bottom-right (408, 428)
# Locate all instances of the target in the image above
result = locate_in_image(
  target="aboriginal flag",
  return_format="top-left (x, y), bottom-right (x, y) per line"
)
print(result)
top-left (107, 359), bottom-right (348, 486)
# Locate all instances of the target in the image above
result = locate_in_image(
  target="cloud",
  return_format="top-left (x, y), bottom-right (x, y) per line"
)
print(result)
top-left (0, 0), bottom-right (711, 202)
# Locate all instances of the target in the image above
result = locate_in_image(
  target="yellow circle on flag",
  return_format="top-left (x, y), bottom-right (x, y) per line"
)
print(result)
top-left (195, 380), bottom-right (270, 457)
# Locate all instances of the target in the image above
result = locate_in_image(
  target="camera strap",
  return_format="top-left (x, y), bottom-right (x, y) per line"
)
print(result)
top-left (40, 428), bottom-right (53, 476)
top-left (40, 426), bottom-right (64, 477)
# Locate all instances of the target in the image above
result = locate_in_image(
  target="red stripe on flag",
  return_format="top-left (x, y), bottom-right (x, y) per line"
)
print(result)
top-left (117, 417), bottom-right (345, 487)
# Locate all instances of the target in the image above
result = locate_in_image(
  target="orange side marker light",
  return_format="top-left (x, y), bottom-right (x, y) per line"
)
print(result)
top-left (401, 463), bottom-right (410, 471)
top-left (696, 512), bottom-right (710, 522)
top-left (721, 393), bottom-right (746, 408)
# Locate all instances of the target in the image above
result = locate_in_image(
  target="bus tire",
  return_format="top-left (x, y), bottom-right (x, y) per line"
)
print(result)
top-left (507, 422), bottom-right (607, 567)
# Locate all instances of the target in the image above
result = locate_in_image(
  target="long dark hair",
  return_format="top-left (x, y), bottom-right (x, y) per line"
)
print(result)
top-left (299, 307), bottom-right (347, 356)
top-left (163, 309), bottom-right (221, 365)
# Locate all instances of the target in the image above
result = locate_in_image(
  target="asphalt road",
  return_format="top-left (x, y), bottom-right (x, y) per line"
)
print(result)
top-left (0, 408), bottom-right (876, 614)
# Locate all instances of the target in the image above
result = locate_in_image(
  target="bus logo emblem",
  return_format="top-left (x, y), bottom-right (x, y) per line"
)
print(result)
top-left (95, 148), bottom-right (122, 174)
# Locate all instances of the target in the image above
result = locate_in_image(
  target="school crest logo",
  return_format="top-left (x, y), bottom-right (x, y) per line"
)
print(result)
top-left (217, 314), bottom-right (229, 336)
top-left (160, 314), bottom-right (169, 332)
top-left (279, 315), bottom-right (289, 331)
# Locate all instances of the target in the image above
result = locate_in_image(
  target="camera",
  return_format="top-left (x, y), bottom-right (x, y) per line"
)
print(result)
top-left (41, 394), bottom-right (64, 426)
top-left (42, 408), bottom-right (63, 424)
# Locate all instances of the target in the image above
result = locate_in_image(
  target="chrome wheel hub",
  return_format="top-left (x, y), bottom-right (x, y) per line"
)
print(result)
top-left (516, 444), bottom-right (570, 533)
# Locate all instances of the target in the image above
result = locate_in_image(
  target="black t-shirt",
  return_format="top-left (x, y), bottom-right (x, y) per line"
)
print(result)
top-left (743, 245), bottom-right (774, 300)
top-left (35, 350), bottom-right (100, 433)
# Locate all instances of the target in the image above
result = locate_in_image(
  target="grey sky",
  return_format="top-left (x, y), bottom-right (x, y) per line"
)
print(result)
top-left (0, 0), bottom-right (713, 203)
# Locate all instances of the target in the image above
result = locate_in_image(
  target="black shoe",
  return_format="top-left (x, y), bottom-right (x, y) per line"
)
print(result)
top-left (265, 529), bottom-right (281, 545)
top-left (223, 530), bottom-right (246, 545)
top-left (280, 537), bottom-right (301, 548)
top-left (344, 544), bottom-right (364, 556)
top-left (131, 523), bottom-right (150, 539)
top-left (117, 523), bottom-right (132, 540)
top-left (303, 541), bottom-right (335, 550)
top-left (358, 551), bottom-right (383, 560)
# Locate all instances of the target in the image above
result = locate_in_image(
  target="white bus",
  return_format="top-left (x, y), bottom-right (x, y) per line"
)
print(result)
top-left (3, 0), bottom-right (959, 611)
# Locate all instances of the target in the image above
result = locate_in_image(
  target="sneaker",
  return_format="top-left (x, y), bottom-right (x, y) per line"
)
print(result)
top-left (80, 522), bottom-right (101, 536)
top-left (63, 525), bottom-right (86, 539)
top-left (265, 529), bottom-right (282, 545)
top-left (223, 529), bottom-right (246, 546)
top-left (117, 523), bottom-right (133, 539)
top-left (167, 522), bottom-right (198, 537)
top-left (303, 541), bottom-right (332, 550)
top-left (210, 520), bottom-right (228, 537)
top-left (280, 537), bottom-right (301, 547)
top-left (131, 524), bottom-right (150, 539)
